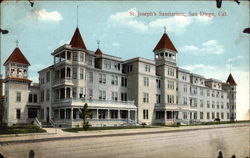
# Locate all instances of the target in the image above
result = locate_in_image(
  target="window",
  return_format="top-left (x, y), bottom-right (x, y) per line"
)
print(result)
top-left (227, 103), bottom-right (229, 109)
top-left (156, 79), bottom-right (161, 88)
top-left (207, 90), bottom-right (210, 96)
top-left (73, 87), bottom-right (77, 98)
top-left (217, 101), bottom-right (219, 109)
top-left (182, 75), bottom-right (187, 80)
top-left (111, 75), bottom-right (118, 85)
top-left (88, 71), bottom-right (93, 83)
top-left (207, 112), bottom-right (210, 119)
top-left (167, 80), bottom-right (174, 89)
top-left (41, 91), bottom-right (44, 102)
top-left (212, 112), bottom-right (215, 119)
top-left (144, 77), bottom-right (149, 87)
top-left (227, 113), bottom-right (229, 119)
top-left (216, 112), bottom-right (220, 119)
top-left (16, 92), bottom-right (21, 102)
top-left (183, 97), bottom-right (187, 105)
top-left (121, 77), bottom-right (127, 87)
top-left (143, 93), bottom-right (149, 103)
top-left (128, 64), bottom-right (133, 72)
top-left (46, 71), bottom-right (50, 82)
top-left (194, 112), bottom-right (197, 120)
top-left (16, 109), bottom-right (21, 119)
top-left (80, 68), bottom-right (84, 79)
top-left (99, 90), bottom-right (106, 100)
top-left (143, 110), bottom-right (148, 119)
top-left (200, 112), bottom-right (204, 119)
top-left (212, 91), bottom-right (215, 97)
top-left (167, 67), bottom-right (174, 76)
top-left (28, 94), bottom-right (33, 103)
top-left (221, 102), bottom-right (224, 109)
top-left (111, 91), bottom-right (118, 101)
top-left (121, 93), bottom-right (127, 101)
top-left (73, 52), bottom-right (77, 61)
top-left (156, 94), bottom-right (161, 104)
top-left (80, 52), bottom-right (84, 62)
top-left (184, 85), bottom-right (187, 92)
top-left (34, 94), bottom-right (37, 103)
top-left (167, 95), bottom-right (174, 104)
top-left (99, 73), bottom-right (106, 84)
top-left (212, 101), bottom-right (215, 108)
top-left (79, 87), bottom-right (84, 98)
top-left (200, 100), bottom-right (203, 107)
top-left (73, 68), bottom-right (77, 79)
top-left (88, 56), bottom-right (93, 66)
top-left (221, 113), bottom-right (224, 119)
top-left (183, 112), bottom-right (187, 119)
top-left (207, 101), bottom-right (210, 108)
top-left (46, 89), bottom-right (50, 101)
top-left (145, 64), bottom-right (150, 72)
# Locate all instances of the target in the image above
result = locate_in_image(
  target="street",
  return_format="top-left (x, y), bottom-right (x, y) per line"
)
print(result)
top-left (0, 126), bottom-right (249, 158)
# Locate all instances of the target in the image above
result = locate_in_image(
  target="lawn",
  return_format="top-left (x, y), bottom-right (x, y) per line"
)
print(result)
top-left (63, 125), bottom-right (157, 133)
top-left (0, 124), bottom-right (46, 135)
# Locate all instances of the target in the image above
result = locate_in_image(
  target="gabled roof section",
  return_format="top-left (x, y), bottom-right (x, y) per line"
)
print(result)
top-left (4, 47), bottom-right (30, 66)
top-left (95, 48), bottom-right (103, 55)
top-left (153, 33), bottom-right (178, 52)
top-left (226, 73), bottom-right (237, 86)
top-left (69, 27), bottom-right (87, 50)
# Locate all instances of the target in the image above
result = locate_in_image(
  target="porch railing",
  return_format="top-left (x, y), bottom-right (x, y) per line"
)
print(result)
top-left (53, 98), bottom-right (135, 106)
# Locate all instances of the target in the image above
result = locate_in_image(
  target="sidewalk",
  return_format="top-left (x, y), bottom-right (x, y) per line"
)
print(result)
top-left (0, 123), bottom-right (249, 145)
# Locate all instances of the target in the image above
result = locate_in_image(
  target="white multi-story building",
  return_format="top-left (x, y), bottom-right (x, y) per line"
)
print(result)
top-left (1, 27), bottom-right (237, 127)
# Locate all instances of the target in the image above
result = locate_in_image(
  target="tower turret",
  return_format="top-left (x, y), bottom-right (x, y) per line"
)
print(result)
top-left (153, 27), bottom-right (178, 66)
top-left (4, 47), bottom-right (30, 79)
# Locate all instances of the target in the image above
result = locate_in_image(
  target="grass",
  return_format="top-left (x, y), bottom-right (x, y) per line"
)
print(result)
top-left (63, 125), bottom-right (157, 133)
top-left (189, 120), bottom-right (250, 126)
top-left (0, 124), bottom-right (46, 135)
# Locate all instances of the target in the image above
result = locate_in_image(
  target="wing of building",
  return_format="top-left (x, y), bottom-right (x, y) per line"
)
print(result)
top-left (1, 27), bottom-right (237, 127)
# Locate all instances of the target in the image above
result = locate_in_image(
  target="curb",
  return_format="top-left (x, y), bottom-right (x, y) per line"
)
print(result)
top-left (0, 124), bottom-right (248, 146)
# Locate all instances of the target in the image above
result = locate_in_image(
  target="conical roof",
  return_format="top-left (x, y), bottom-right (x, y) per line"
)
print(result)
top-left (153, 33), bottom-right (177, 52)
top-left (4, 47), bottom-right (30, 66)
top-left (95, 48), bottom-right (103, 55)
top-left (226, 73), bottom-right (237, 86)
top-left (69, 27), bottom-right (87, 50)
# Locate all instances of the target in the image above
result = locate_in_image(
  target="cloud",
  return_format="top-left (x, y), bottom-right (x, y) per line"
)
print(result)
top-left (180, 40), bottom-right (224, 55)
top-left (112, 42), bottom-right (120, 47)
top-left (108, 8), bottom-right (213, 34)
top-left (30, 9), bottom-right (63, 22)
top-left (227, 55), bottom-right (243, 63)
top-left (182, 64), bottom-right (215, 72)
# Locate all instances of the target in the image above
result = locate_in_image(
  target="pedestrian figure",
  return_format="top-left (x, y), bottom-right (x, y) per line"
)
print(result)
top-left (231, 155), bottom-right (236, 158)
top-left (29, 150), bottom-right (35, 158)
top-left (217, 151), bottom-right (223, 158)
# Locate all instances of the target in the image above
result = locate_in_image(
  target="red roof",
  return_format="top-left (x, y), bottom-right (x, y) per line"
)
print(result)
top-left (95, 48), bottom-right (103, 55)
top-left (4, 47), bottom-right (30, 66)
top-left (6, 77), bottom-right (32, 83)
top-left (153, 33), bottom-right (177, 52)
top-left (69, 27), bottom-right (87, 50)
top-left (226, 73), bottom-right (237, 86)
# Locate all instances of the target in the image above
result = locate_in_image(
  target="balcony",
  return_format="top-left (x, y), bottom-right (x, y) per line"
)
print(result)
top-left (155, 103), bottom-right (196, 112)
top-left (53, 77), bottom-right (73, 87)
top-left (53, 98), bottom-right (136, 109)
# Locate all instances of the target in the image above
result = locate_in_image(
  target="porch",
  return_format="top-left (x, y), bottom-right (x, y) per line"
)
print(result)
top-left (52, 108), bottom-right (137, 127)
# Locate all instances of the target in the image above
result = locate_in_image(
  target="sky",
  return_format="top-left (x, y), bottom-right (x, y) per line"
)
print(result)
top-left (1, 1), bottom-right (249, 120)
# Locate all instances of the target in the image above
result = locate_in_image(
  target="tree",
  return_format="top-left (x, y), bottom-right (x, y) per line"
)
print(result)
top-left (81, 103), bottom-right (92, 130)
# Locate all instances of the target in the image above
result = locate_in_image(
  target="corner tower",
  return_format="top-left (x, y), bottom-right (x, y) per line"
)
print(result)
top-left (3, 46), bottom-right (31, 125)
top-left (153, 29), bottom-right (178, 116)
top-left (226, 73), bottom-right (237, 122)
